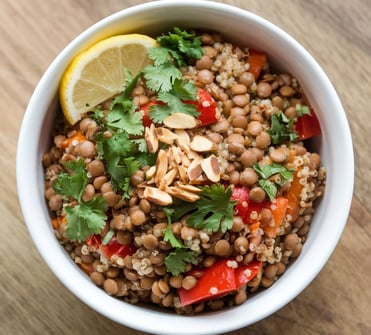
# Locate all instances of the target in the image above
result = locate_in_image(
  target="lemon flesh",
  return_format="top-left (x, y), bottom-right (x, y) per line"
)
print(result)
top-left (60, 34), bottom-right (157, 125)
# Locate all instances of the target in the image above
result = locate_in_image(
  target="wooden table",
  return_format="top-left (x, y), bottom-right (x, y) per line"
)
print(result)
top-left (1, 1), bottom-right (370, 334)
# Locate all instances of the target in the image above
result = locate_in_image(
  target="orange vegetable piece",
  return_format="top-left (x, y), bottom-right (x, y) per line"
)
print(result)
top-left (51, 216), bottom-right (66, 229)
top-left (79, 262), bottom-right (94, 274)
top-left (263, 197), bottom-right (288, 238)
top-left (286, 167), bottom-right (304, 222)
top-left (248, 49), bottom-right (267, 79)
top-left (60, 130), bottom-right (86, 150)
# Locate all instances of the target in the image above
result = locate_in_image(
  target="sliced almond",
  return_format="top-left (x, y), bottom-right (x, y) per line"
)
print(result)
top-left (145, 124), bottom-right (159, 154)
top-left (190, 135), bottom-right (218, 152)
top-left (175, 129), bottom-right (191, 151)
top-left (143, 186), bottom-right (173, 206)
top-left (187, 158), bottom-right (203, 181)
top-left (201, 155), bottom-right (221, 182)
top-left (177, 164), bottom-right (188, 183)
top-left (175, 183), bottom-right (202, 193)
top-left (154, 149), bottom-right (168, 187)
top-left (167, 186), bottom-right (200, 202)
top-left (170, 145), bottom-right (182, 165)
top-left (163, 113), bottom-right (198, 129)
top-left (145, 165), bottom-right (157, 180)
top-left (156, 127), bottom-right (178, 144)
top-left (159, 169), bottom-right (178, 189)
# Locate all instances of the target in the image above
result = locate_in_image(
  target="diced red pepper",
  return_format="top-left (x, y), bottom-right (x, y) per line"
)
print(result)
top-left (86, 234), bottom-right (135, 259)
top-left (185, 88), bottom-right (219, 126)
top-left (294, 109), bottom-right (321, 140)
top-left (285, 167), bottom-right (304, 222)
top-left (234, 260), bottom-right (262, 288)
top-left (231, 186), bottom-right (288, 237)
top-left (139, 88), bottom-right (219, 127)
top-left (100, 235), bottom-right (136, 259)
top-left (248, 50), bottom-right (267, 80)
top-left (178, 259), bottom-right (261, 306)
top-left (138, 101), bottom-right (160, 127)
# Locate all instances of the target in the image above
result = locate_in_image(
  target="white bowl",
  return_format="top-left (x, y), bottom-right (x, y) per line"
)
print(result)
top-left (16, 1), bottom-right (354, 334)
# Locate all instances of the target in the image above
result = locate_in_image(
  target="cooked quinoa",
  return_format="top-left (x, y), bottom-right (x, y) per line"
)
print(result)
top-left (43, 29), bottom-right (326, 314)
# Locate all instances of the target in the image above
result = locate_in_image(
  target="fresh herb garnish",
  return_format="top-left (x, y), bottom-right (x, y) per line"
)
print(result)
top-left (253, 162), bottom-right (294, 201)
top-left (164, 248), bottom-right (199, 276)
top-left (142, 27), bottom-right (203, 123)
top-left (149, 79), bottom-right (199, 123)
top-left (295, 103), bottom-right (311, 117)
top-left (172, 185), bottom-right (236, 233)
top-left (269, 111), bottom-right (298, 144)
top-left (163, 207), bottom-right (184, 248)
top-left (96, 132), bottom-right (142, 198)
top-left (156, 27), bottom-right (203, 67)
top-left (52, 159), bottom-right (107, 242)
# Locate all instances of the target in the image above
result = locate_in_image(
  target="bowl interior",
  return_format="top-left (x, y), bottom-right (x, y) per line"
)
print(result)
top-left (17, 1), bottom-right (354, 334)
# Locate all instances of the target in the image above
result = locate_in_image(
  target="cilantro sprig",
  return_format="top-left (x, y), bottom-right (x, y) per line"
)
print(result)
top-left (253, 162), bottom-right (294, 201)
top-left (269, 111), bottom-right (298, 144)
top-left (52, 159), bottom-right (107, 242)
top-left (142, 27), bottom-right (203, 123)
top-left (172, 185), bottom-right (237, 233)
top-left (164, 248), bottom-right (199, 276)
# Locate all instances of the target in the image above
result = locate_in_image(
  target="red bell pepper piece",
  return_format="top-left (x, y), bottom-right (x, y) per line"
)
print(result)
top-left (100, 235), bottom-right (136, 259)
top-left (139, 88), bottom-right (218, 127)
top-left (294, 109), bottom-right (321, 140)
top-left (178, 259), bottom-right (261, 306)
top-left (185, 88), bottom-right (219, 126)
top-left (234, 260), bottom-right (262, 288)
top-left (248, 50), bottom-right (267, 80)
top-left (86, 234), bottom-right (135, 259)
top-left (231, 186), bottom-right (288, 237)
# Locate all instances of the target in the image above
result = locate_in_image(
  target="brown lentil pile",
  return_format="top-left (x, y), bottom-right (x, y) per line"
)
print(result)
top-left (43, 30), bottom-right (326, 314)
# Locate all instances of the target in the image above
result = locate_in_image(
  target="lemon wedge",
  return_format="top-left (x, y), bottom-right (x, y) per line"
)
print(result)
top-left (60, 34), bottom-right (157, 124)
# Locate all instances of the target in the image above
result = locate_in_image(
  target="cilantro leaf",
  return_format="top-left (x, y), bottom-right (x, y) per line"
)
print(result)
top-left (107, 94), bottom-right (144, 136)
top-left (64, 196), bottom-right (107, 242)
top-left (157, 27), bottom-right (203, 67)
top-left (96, 132), bottom-right (140, 198)
top-left (163, 207), bottom-right (183, 248)
top-left (295, 103), bottom-right (311, 117)
top-left (143, 63), bottom-right (182, 92)
top-left (53, 159), bottom-right (87, 201)
top-left (148, 79), bottom-right (199, 123)
top-left (269, 111), bottom-right (298, 144)
top-left (254, 163), bottom-right (294, 201)
top-left (165, 248), bottom-right (199, 276)
top-left (173, 185), bottom-right (236, 233)
top-left (148, 47), bottom-right (172, 67)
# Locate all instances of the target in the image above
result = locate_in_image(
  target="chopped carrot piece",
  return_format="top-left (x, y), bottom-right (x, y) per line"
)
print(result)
top-left (286, 167), bottom-right (304, 222)
top-left (51, 216), bottom-right (66, 229)
top-left (60, 130), bottom-right (86, 150)
top-left (263, 197), bottom-right (288, 238)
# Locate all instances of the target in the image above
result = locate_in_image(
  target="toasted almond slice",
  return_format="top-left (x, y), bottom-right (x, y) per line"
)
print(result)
top-left (163, 113), bottom-right (198, 129)
top-left (175, 129), bottom-right (191, 151)
top-left (187, 158), bottom-right (203, 181)
top-left (201, 155), bottom-right (221, 182)
top-left (159, 169), bottom-right (178, 189)
top-left (190, 135), bottom-right (218, 152)
top-left (143, 186), bottom-right (173, 206)
top-left (170, 145), bottom-right (182, 164)
top-left (145, 124), bottom-right (158, 153)
top-left (155, 149), bottom-right (168, 187)
top-left (145, 165), bottom-right (157, 179)
top-left (167, 186), bottom-right (200, 202)
top-left (156, 127), bottom-right (178, 144)
top-left (177, 164), bottom-right (188, 183)
top-left (175, 183), bottom-right (202, 193)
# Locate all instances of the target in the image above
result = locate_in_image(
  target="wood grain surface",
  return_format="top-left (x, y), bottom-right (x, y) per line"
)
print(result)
top-left (1, 1), bottom-right (370, 334)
